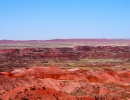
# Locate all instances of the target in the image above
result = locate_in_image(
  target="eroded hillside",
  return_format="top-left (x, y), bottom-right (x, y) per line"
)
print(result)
top-left (0, 46), bottom-right (130, 100)
top-left (0, 66), bottom-right (130, 100)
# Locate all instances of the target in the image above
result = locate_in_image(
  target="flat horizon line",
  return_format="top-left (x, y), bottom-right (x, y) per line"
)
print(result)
top-left (1, 38), bottom-right (130, 41)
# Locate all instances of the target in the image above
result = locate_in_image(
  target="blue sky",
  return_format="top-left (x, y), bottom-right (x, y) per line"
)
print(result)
top-left (0, 0), bottom-right (130, 40)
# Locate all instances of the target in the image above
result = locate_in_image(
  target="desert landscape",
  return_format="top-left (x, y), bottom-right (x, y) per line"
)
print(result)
top-left (1, 0), bottom-right (130, 99)
top-left (0, 39), bottom-right (130, 100)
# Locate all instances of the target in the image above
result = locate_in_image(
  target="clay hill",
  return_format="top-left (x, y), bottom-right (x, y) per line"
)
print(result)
top-left (0, 66), bottom-right (130, 100)
top-left (0, 39), bottom-right (130, 100)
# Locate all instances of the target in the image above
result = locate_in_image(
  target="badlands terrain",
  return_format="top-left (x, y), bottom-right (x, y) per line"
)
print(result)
top-left (0, 39), bottom-right (130, 100)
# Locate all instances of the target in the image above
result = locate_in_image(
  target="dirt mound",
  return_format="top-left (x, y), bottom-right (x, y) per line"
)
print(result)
top-left (1, 86), bottom-right (78, 100)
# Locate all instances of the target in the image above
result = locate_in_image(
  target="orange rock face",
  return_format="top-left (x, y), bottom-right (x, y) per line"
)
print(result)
top-left (0, 66), bottom-right (130, 100)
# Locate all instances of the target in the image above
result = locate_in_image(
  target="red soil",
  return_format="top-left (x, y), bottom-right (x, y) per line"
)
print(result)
top-left (0, 66), bottom-right (130, 100)
top-left (0, 44), bottom-right (130, 99)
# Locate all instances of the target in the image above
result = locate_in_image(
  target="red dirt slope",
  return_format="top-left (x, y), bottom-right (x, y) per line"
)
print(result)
top-left (0, 66), bottom-right (130, 100)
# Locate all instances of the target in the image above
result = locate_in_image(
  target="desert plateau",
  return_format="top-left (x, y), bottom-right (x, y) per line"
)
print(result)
top-left (0, 39), bottom-right (130, 100)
